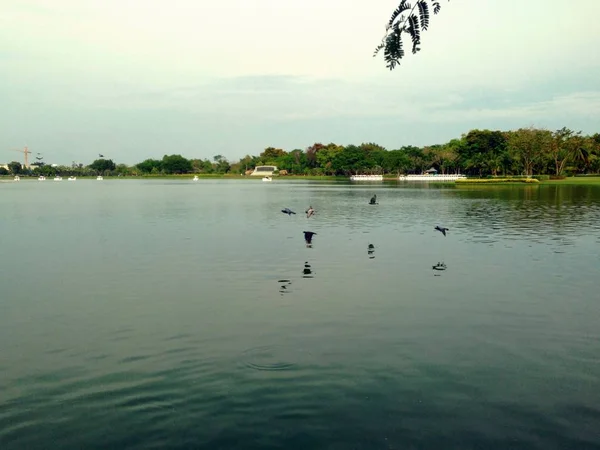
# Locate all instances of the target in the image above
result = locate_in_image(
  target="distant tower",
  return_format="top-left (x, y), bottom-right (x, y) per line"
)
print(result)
top-left (13, 146), bottom-right (32, 168)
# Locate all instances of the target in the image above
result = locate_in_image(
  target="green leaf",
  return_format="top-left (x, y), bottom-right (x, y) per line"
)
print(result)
top-left (407, 14), bottom-right (421, 54)
top-left (417, 0), bottom-right (430, 30)
top-left (387, 0), bottom-right (411, 31)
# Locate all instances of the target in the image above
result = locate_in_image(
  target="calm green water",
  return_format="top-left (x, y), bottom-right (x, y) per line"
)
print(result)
top-left (1, 179), bottom-right (599, 450)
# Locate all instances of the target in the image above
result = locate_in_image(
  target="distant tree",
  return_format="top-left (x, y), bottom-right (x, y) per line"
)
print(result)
top-left (214, 156), bottom-right (231, 174)
top-left (260, 147), bottom-right (287, 160)
top-left (305, 143), bottom-right (327, 168)
top-left (549, 127), bottom-right (579, 176)
top-left (89, 158), bottom-right (116, 174)
top-left (384, 150), bottom-right (411, 175)
top-left (374, 0), bottom-right (449, 70)
top-left (507, 127), bottom-right (552, 176)
top-left (161, 154), bottom-right (192, 174)
top-left (136, 158), bottom-right (162, 174)
top-left (8, 161), bottom-right (22, 174)
top-left (0, 167), bottom-right (8, 175)
top-left (460, 129), bottom-right (508, 176)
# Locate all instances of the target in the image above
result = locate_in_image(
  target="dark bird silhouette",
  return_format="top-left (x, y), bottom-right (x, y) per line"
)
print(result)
top-left (434, 225), bottom-right (449, 236)
top-left (305, 206), bottom-right (315, 218)
top-left (281, 208), bottom-right (296, 216)
top-left (432, 262), bottom-right (447, 271)
top-left (303, 231), bottom-right (317, 245)
top-left (99, 154), bottom-right (105, 158)
top-left (369, 194), bottom-right (378, 205)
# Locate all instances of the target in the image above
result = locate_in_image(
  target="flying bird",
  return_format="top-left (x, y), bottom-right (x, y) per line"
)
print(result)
top-left (303, 231), bottom-right (317, 244)
top-left (434, 226), bottom-right (449, 236)
top-left (99, 153), bottom-right (105, 158)
top-left (305, 206), bottom-right (315, 218)
top-left (281, 208), bottom-right (296, 216)
top-left (369, 194), bottom-right (378, 205)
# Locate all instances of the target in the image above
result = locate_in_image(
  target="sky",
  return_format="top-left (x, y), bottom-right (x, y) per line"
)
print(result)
top-left (1, 0), bottom-right (599, 166)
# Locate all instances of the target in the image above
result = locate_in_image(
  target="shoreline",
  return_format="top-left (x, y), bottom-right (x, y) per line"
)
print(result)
top-left (3, 175), bottom-right (600, 185)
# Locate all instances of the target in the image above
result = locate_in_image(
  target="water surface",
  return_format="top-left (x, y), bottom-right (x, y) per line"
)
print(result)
top-left (1, 179), bottom-right (599, 449)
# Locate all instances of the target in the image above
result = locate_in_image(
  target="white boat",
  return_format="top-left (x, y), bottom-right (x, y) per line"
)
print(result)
top-left (193, 175), bottom-right (199, 181)
top-left (14, 175), bottom-right (20, 181)
top-left (96, 176), bottom-right (103, 181)
top-left (38, 176), bottom-right (46, 181)
top-left (68, 176), bottom-right (76, 181)
top-left (262, 176), bottom-right (272, 182)
top-left (350, 174), bottom-right (383, 181)
top-left (398, 173), bottom-right (467, 181)
top-left (54, 176), bottom-right (63, 181)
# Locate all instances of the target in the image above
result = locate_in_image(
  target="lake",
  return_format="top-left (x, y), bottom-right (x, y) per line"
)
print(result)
top-left (1, 179), bottom-right (599, 450)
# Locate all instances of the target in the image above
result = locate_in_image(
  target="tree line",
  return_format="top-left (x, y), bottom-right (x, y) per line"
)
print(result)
top-left (3, 127), bottom-right (599, 178)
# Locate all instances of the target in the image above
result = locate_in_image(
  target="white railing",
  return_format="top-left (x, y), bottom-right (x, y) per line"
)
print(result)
top-left (350, 174), bottom-right (383, 181)
top-left (398, 174), bottom-right (466, 181)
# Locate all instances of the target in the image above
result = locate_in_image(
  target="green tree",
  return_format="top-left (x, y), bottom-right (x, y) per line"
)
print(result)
top-left (7, 161), bottom-right (22, 174)
top-left (549, 127), bottom-right (578, 176)
top-left (332, 145), bottom-right (367, 175)
top-left (460, 129), bottom-right (507, 176)
top-left (161, 154), bottom-right (192, 174)
top-left (137, 159), bottom-right (162, 174)
top-left (315, 143), bottom-right (344, 175)
top-left (260, 147), bottom-right (287, 161)
top-left (0, 167), bottom-right (9, 175)
top-left (374, 0), bottom-right (449, 70)
top-left (89, 158), bottom-right (116, 174)
top-left (305, 143), bottom-right (326, 168)
top-left (384, 149), bottom-right (411, 175)
top-left (507, 127), bottom-right (551, 176)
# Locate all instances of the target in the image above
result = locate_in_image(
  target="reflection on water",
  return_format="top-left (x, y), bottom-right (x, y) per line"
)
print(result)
top-left (368, 243), bottom-right (375, 259)
top-left (302, 261), bottom-right (314, 278)
top-left (278, 279), bottom-right (292, 295)
top-left (432, 261), bottom-right (447, 276)
top-left (1, 180), bottom-right (600, 450)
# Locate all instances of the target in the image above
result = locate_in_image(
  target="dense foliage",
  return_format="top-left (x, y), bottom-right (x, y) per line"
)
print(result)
top-left (4, 127), bottom-right (599, 178)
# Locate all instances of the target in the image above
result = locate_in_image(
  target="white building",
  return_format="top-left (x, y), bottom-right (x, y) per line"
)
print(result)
top-left (250, 165), bottom-right (278, 176)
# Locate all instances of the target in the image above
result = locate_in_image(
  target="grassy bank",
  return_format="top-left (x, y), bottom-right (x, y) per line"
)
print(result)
top-left (456, 178), bottom-right (540, 184)
top-left (539, 176), bottom-right (600, 185)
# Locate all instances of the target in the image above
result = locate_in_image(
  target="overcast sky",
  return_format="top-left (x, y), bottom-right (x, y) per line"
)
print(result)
top-left (1, 0), bottom-right (599, 165)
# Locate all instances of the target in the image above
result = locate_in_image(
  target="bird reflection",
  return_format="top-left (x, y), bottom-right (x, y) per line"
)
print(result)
top-left (432, 261), bottom-right (447, 276)
top-left (368, 243), bottom-right (375, 259)
top-left (302, 261), bottom-right (314, 278)
top-left (278, 279), bottom-right (292, 295)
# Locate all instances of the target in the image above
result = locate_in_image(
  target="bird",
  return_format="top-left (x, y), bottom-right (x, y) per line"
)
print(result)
top-left (369, 194), bottom-right (378, 205)
top-left (305, 206), bottom-right (315, 218)
top-left (434, 225), bottom-right (449, 236)
top-left (281, 208), bottom-right (296, 216)
top-left (303, 231), bottom-right (317, 244)
top-left (99, 154), bottom-right (105, 158)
